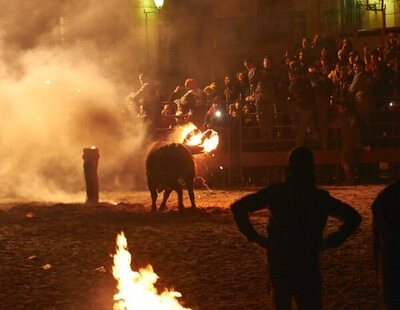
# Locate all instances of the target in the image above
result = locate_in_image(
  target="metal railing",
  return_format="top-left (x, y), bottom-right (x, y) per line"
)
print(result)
top-left (153, 99), bottom-right (400, 185)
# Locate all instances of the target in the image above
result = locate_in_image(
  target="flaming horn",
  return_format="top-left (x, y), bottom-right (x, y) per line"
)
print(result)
top-left (180, 123), bottom-right (219, 155)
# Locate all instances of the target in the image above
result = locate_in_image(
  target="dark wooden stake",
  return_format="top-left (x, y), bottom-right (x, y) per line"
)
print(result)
top-left (83, 147), bottom-right (99, 204)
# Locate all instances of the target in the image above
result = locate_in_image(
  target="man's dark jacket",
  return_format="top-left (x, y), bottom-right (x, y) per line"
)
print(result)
top-left (231, 177), bottom-right (361, 269)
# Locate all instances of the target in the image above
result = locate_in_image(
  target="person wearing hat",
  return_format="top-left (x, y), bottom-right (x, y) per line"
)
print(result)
top-left (231, 146), bottom-right (361, 309)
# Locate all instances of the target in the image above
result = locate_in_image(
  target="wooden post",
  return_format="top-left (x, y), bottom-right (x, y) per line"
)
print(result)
top-left (83, 147), bottom-right (99, 204)
top-left (381, 3), bottom-right (387, 47)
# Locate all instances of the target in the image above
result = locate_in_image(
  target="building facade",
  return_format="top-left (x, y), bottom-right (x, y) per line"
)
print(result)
top-left (132, 0), bottom-right (400, 87)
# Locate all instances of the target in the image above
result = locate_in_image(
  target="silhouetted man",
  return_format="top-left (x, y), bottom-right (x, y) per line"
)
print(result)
top-left (372, 180), bottom-right (400, 310)
top-left (231, 147), bottom-right (361, 310)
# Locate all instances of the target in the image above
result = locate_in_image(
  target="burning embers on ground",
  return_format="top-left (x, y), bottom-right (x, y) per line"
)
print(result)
top-left (112, 232), bottom-right (190, 310)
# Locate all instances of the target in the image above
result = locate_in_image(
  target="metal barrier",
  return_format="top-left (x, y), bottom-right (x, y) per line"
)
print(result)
top-left (154, 101), bottom-right (400, 185)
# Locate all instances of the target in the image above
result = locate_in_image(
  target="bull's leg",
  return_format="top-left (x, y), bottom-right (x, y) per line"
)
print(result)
top-left (148, 182), bottom-right (158, 212)
top-left (176, 185), bottom-right (185, 211)
top-left (186, 179), bottom-right (197, 209)
top-left (159, 189), bottom-right (172, 212)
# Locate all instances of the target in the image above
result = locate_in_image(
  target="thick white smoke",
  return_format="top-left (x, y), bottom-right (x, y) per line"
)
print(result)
top-left (0, 1), bottom-right (149, 202)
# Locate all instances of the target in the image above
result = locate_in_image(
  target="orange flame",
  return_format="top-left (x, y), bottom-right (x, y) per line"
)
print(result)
top-left (112, 232), bottom-right (190, 310)
top-left (180, 123), bottom-right (219, 153)
top-left (200, 129), bottom-right (219, 153)
top-left (25, 211), bottom-right (34, 218)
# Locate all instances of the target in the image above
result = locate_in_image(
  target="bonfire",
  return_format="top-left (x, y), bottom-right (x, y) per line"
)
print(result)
top-left (112, 232), bottom-right (190, 310)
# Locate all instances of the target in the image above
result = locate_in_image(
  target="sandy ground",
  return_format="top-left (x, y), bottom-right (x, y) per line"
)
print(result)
top-left (0, 186), bottom-right (385, 309)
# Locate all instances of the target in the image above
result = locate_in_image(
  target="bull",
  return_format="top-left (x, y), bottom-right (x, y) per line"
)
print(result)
top-left (146, 142), bottom-right (197, 212)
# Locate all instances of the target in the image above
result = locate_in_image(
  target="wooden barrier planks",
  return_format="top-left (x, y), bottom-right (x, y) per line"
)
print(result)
top-left (204, 148), bottom-right (400, 168)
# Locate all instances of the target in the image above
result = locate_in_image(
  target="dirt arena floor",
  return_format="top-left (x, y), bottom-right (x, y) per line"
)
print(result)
top-left (0, 186), bottom-right (385, 309)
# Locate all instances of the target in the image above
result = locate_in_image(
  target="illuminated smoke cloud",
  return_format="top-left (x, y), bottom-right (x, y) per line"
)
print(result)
top-left (0, 0), bottom-right (149, 201)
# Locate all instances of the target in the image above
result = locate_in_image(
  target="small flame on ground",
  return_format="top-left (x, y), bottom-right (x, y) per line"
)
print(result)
top-left (112, 232), bottom-right (190, 310)
top-left (25, 211), bottom-right (34, 218)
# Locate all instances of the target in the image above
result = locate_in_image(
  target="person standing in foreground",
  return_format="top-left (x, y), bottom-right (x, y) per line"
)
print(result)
top-left (372, 180), bottom-right (400, 310)
top-left (231, 147), bottom-right (361, 310)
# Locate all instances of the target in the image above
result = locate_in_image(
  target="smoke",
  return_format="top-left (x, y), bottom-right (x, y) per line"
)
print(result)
top-left (0, 0), bottom-right (150, 202)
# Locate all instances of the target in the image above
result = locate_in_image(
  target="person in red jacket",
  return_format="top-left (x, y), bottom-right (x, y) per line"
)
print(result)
top-left (231, 147), bottom-right (362, 310)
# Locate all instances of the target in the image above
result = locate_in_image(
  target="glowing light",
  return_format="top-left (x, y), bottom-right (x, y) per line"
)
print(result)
top-left (154, 0), bottom-right (164, 9)
top-left (112, 232), bottom-right (190, 310)
top-left (215, 110), bottom-right (222, 118)
top-left (45, 80), bottom-right (51, 85)
top-left (219, 166), bottom-right (223, 170)
top-left (76, 88), bottom-right (82, 93)
top-left (90, 145), bottom-right (97, 149)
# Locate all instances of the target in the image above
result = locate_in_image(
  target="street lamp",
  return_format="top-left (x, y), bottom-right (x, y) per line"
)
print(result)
top-left (154, 0), bottom-right (164, 9)
top-left (144, 0), bottom-right (165, 66)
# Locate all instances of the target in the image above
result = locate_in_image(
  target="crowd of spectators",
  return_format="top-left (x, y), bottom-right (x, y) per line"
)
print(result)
top-left (127, 33), bottom-right (400, 183)
top-left (129, 33), bottom-right (399, 139)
